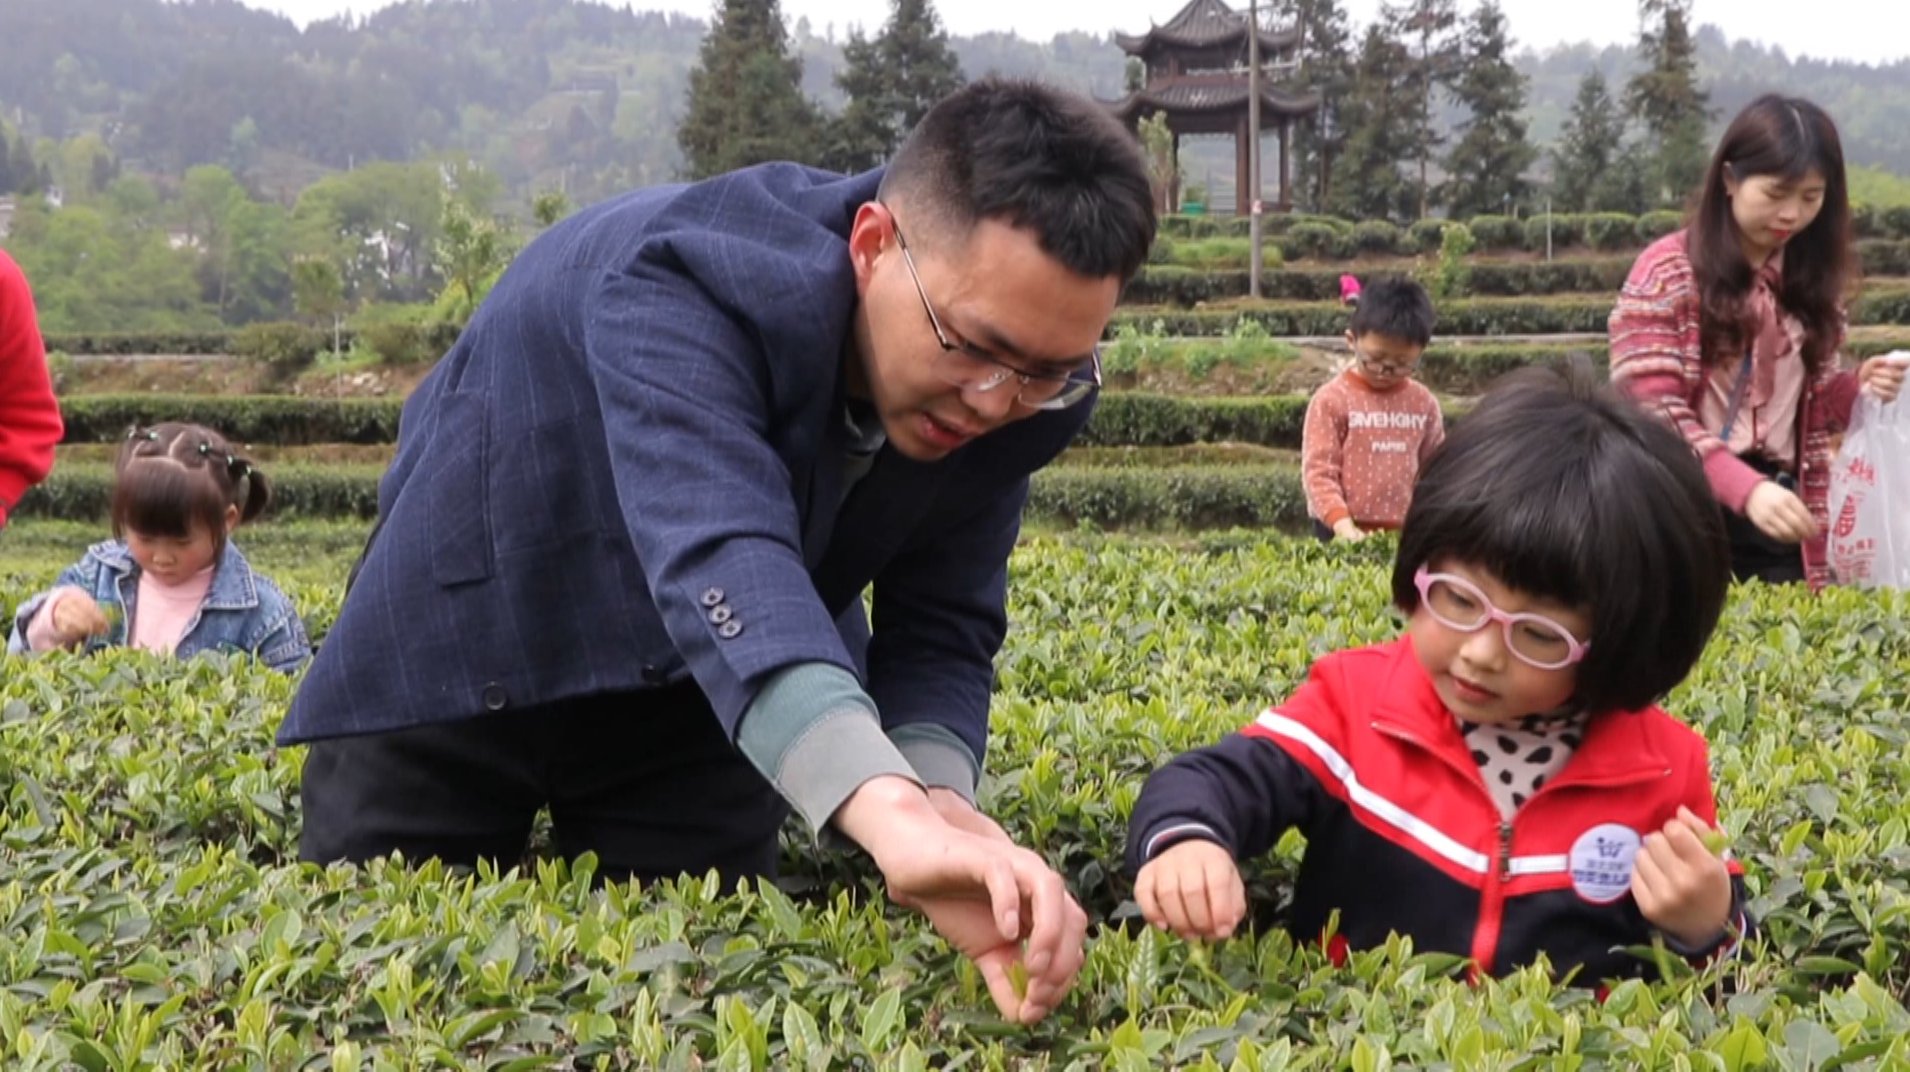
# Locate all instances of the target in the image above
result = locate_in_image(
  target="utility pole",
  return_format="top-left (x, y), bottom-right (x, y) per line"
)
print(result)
top-left (1248, 0), bottom-right (1263, 299)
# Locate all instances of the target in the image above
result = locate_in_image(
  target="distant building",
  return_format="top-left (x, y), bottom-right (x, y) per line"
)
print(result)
top-left (1106, 0), bottom-right (1320, 214)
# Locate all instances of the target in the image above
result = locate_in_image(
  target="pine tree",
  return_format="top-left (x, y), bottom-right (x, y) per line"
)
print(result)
top-left (1329, 23), bottom-right (1416, 222)
top-left (1385, 0), bottom-right (1461, 219)
top-left (1549, 69), bottom-right (1626, 212)
top-left (1625, 0), bottom-right (1710, 206)
top-left (1280, 0), bottom-right (1354, 213)
top-left (825, 0), bottom-right (963, 173)
top-left (1441, 0), bottom-right (1535, 219)
top-left (679, 0), bottom-right (825, 179)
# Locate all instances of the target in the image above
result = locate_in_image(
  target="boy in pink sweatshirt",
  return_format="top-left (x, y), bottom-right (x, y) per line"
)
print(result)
top-left (1303, 277), bottom-right (1444, 541)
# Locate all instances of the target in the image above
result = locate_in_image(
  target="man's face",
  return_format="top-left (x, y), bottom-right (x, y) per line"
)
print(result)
top-left (848, 202), bottom-right (1120, 462)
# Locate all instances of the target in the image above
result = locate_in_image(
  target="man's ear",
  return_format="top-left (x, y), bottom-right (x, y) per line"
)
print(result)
top-left (848, 202), bottom-right (893, 294)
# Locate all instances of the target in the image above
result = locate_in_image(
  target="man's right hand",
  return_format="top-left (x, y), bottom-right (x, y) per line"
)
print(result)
top-left (833, 775), bottom-right (1088, 1024)
top-left (1331, 518), bottom-right (1366, 542)
top-left (1744, 479), bottom-right (1816, 544)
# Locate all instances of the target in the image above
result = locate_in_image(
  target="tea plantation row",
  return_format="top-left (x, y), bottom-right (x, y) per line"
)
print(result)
top-left (0, 525), bottom-right (1907, 1067)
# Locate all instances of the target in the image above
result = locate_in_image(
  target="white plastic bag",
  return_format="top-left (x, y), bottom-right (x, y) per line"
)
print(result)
top-left (1828, 354), bottom-right (1910, 589)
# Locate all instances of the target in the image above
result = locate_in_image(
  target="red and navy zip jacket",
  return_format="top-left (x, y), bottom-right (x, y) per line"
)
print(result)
top-left (1125, 637), bottom-right (1750, 981)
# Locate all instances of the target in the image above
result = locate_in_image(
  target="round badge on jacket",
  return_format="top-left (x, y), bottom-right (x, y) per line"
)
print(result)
top-left (1568, 823), bottom-right (1642, 904)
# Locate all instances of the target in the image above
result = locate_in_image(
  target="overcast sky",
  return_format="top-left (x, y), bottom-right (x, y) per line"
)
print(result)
top-left (242, 0), bottom-right (1909, 66)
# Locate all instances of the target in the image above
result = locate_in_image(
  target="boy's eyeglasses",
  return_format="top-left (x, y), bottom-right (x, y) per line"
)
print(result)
top-left (1354, 345), bottom-right (1419, 377)
top-left (1413, 566), bottom-right (1591, 670)
top-left (885, 204), bottom-right (1102, 411)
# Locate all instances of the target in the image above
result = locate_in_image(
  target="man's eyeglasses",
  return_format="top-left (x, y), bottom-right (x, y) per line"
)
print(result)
top-left (886, 207), bottom-right (1101, 411)
top-left (1413, 566), bottom-right (1591, 671)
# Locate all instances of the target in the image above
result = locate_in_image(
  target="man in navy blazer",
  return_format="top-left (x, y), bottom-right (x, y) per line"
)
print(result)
top-left (283, 79), bottom-right (1156, 1022)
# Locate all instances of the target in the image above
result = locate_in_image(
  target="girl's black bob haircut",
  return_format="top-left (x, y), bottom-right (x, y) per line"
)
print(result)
top-left (1391, 357), bottom-right (1730, 714)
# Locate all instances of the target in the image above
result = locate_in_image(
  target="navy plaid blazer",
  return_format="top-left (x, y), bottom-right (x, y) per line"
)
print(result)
top-left (279, 163), bottom-right (1090, 766)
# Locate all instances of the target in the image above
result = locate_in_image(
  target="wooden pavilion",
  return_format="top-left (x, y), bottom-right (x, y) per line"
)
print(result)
top-left (1106, 0), bottom-right (1321, 214)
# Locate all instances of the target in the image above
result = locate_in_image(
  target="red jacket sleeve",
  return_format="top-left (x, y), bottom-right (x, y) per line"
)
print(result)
top-left (0, 251), bottom-right (62, 526)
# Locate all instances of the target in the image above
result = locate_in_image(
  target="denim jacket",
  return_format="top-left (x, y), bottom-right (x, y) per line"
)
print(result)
top-left (7, 539), bottom-right (310, 673)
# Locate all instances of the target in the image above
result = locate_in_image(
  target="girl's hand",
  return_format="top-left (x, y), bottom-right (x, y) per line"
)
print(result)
top-left (1858, 353), bottom-right (1907, 403)
top-left (1135, 839), bottom-right (1246, 942)
top-left (1744, 480), bottom-right (1816, 543)
top-left (1331, 518), bottom-right (1366, 543)
top-left (48, 591), bottom-right (111, 647)
top-left (1631, 806), bottom-right (1734, 950)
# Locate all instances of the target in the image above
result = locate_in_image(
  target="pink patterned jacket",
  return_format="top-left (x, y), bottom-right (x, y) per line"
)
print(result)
top-left (1609, 231), bottom-right (1860, 590)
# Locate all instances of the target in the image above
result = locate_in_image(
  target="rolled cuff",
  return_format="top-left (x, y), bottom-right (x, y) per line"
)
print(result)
top-left (776, 711), bottom-right (919, 836)
top-left (889, 722), bottom-right (980, 803)
top-left (737, 662), bottom-right (920, 836)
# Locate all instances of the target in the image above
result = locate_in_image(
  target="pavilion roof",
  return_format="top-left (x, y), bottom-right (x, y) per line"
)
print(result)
top-left (1105, 81), bottom-right (1322, 121)
top-left (1115, 0), bottom-right (1301, 55)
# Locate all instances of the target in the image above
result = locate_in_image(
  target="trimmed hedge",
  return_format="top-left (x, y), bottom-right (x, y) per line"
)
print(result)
top-left (16, 458), bottom-right (1307, 530)
top-left (1127, 259), bottom-right (1638, 306)
top-left (17, 463), bottom-right (386, 521)
top-left (1081, 394), bottom-right (1309, 448)
top-left (47, 392), bottom-right (1462, 453)
top-left (1029, 464), bottom-right (1307, 531)
top-left (59, 394), bottom-right (405, 446)
top-left (1117, 285), bottom-right (1910, 336)
top-left (40, 331), bottom-right (245, 356)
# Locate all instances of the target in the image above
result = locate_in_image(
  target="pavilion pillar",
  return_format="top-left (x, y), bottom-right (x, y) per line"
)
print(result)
top-left (1235, 112), bottom-right (1252, 216)
top-left (1277, 117), bottom-right (1293, 211)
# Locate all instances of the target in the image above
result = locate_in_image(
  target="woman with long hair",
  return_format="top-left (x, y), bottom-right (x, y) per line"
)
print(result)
top-left (1610, 94), bottom-right (1905, 588)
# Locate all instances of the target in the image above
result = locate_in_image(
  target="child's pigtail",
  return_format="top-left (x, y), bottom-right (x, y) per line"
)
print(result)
top-left (230, 454), bottom-right (272, 523)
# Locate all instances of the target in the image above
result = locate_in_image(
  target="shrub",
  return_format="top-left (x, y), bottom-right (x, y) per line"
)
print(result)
top-left (1637, 210), bottom-right (1685, 243)
top-left (1145, 233), bottom-right (1177, 265)
top-left (1466, 214), bottom-right (1522, 251)
top-left (1420, 223), bottom-right (1476, 300)
top-left (1583, 212), bottom-right (1641, 251)
top-left (1858, 239), bottom-right (1910, 278)
top-left (231, 321), bottom-right (323, 373)
top-left (1524, 213), bottom-right (1585, 253)
top-left (1851, 201), bottom-right (1879, 239)
top-left (1349, 220), bottom-right (1406, 256)
top-left (1281, 221), bottom-right (1349, 260)
top-left (360, 319), bottom-right (460, 366)
top-left (1884, 205), bottom-right (1910, 240)
top-left (1407, 219), bottom-right (1449, 254)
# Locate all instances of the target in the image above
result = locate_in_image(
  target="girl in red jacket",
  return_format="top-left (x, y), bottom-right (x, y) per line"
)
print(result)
top-left (1610, 95), bottom-right (1904, 588)
top-left (0, 250), bottom-right (62, 527)
top-left (1127, 362), bottom-right (1748, 982)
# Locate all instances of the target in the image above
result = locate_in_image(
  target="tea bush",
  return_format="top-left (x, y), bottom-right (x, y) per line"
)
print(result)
top-left (0, 529), bottom-right (1906, 1065)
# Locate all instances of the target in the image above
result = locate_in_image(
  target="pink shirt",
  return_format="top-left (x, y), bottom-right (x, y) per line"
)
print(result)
top-left (131, 567), bottom-right (215, 654)
top-left (1697, 317), bottom-right (1807, 464)
top-left (24, 567), bottom-right (214, 654)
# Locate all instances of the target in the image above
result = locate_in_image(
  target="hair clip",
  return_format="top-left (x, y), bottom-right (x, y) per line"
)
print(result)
top-left (226, 455), bottom-right (252, 479)
top-left (125, 426), bottom-right (158, 442)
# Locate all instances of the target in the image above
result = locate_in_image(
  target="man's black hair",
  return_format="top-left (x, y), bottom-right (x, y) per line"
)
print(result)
top-left (881, 78), bottom-right (1158, 282)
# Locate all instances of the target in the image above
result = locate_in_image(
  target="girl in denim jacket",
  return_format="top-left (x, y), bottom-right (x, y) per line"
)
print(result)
top-left (8, 422), bottom-right (310, 672)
